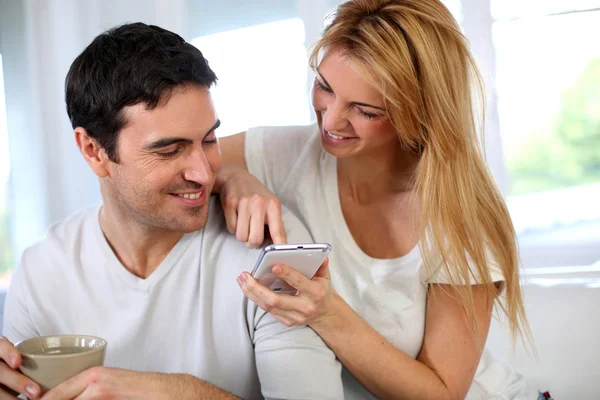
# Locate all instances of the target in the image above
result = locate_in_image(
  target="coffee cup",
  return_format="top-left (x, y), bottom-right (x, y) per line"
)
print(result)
top-left (15, 334), bottom-right (107, 394)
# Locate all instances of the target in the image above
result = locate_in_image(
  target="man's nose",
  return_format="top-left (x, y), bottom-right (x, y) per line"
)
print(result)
top-left (182, 147), bottom-right (213, 185)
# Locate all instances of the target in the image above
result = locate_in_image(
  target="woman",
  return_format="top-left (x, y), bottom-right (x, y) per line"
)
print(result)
top-left (216, 0), bottom-right (535, 398)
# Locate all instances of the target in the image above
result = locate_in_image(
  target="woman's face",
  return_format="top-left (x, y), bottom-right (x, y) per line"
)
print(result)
top-left (312, 50), bottom-right (399, 159)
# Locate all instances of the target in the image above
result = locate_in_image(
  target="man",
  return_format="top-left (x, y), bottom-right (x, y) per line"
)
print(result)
top-left (0, 23), bottom-right (342, 400)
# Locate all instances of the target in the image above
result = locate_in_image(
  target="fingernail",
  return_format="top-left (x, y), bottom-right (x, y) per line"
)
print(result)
top-left (273, 265), bottom-right (282, 274)
top-left (239, 273), bottom-right (247, 283)
top-left (26, 384), bottom-right (39, 397)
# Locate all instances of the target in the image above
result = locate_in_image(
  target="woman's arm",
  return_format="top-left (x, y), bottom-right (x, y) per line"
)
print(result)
top-left (316, 284), bottom-right (493, 400)
top-left (215, 131), bottom-right (287, 246)
top-left (239, 265), bottom-right (494, 400)
top-left (213, 132), bottom-right (248, 193)
top-left (218, 132), bottom-right (248, 171)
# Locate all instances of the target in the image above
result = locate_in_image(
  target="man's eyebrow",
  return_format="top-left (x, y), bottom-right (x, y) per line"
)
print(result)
top-left (144, 119), bottom-right (221, 150)
top-left (144, 137), bottom-right (192, 150)
top-left (316, 70), bottom-right (385, 111)
top-left (204, 119), bottom-right (221, 138)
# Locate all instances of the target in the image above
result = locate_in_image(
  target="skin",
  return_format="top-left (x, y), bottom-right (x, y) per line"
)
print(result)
top-left (218, 50), bottom-right (496, 400)
top-left (88, 85), bottom-right (222, 279)
top-left (0, 85), bottom-right (237, 400)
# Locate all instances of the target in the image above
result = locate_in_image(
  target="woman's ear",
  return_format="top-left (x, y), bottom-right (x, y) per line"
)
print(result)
top-left (74, 127), bottom-right (110, 178)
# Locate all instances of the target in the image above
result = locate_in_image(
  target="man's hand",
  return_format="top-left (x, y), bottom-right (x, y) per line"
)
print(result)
top-left (41, 367), bottom-right (155, 400)
top-left (0, 336), bottom-right (41, 399)
top-left (41, 367), bottom-right (239, 400)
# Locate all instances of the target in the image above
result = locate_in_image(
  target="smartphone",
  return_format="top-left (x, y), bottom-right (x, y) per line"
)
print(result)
top-left (250, 243), bottom-right (332, 294)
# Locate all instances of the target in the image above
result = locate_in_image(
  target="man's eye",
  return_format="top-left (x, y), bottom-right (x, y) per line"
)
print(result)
top-left (203, 133), bottom-right (217, 144)
top-left (156, 148), bottom-right (181, 158)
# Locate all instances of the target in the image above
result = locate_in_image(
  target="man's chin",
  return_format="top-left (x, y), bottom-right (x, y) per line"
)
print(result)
top-left (178, 223), bottom-right (207, 234)
top-left (176, 208), bottom-right (209, 233)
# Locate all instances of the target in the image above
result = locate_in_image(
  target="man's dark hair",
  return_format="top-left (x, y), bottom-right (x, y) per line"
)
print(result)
top-left (65, 22), bottom-right (217, 162)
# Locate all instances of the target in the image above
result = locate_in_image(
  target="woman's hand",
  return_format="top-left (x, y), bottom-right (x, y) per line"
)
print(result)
top-left (237, 259), bottom-right (338, 327)
top-left (217, 164), bottom-right (287, 247)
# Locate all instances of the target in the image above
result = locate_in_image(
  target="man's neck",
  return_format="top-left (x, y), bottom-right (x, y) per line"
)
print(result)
top-left (99, 200), bottom-right (183, 279)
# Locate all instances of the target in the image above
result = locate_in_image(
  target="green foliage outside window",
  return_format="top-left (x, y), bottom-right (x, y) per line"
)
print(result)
top-left (509, 58), bottom-right (600, 195)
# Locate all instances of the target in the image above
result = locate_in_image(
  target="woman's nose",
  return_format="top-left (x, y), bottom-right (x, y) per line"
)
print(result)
top-left (322, 100), bottom-right (348, 132)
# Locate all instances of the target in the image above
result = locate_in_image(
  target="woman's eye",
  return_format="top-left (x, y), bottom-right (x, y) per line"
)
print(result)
top-left (356, 107), bottom-right (378, 119)
top-left (315, 80), bottom-right (333, 93)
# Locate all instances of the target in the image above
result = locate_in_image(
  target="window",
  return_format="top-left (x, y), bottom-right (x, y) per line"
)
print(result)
top-left (191, 18), bottom-right (313, 137)
top-left (491, 0), bottom-right (600, 20)
top-left (191, 1), bottom-right (461, 139)
top-left (187, 0), bottom-right (599, 268)
top-left (492, 4), bottom-right (600, 267)
top-left (442, 0), bottom-right (463, 24)
top-left (328, 0), bottom-right (599, 268)
top-left (0, 54), bottom-right (13, 288)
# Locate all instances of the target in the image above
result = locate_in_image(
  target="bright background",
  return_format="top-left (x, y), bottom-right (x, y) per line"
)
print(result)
top-left (0, 1), bottom-right (599, 396)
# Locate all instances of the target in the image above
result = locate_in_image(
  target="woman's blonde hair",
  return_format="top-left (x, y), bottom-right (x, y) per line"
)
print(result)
top-left (310, 0), bottom-right (531, 346)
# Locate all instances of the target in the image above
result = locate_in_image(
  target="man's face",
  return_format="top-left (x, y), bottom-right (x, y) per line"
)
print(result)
top-left (103, 85), bottom-right (222, 233)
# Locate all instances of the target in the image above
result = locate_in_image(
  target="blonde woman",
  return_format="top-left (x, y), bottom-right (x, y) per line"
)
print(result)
top-left (216, 0), bottom-right (536, 398)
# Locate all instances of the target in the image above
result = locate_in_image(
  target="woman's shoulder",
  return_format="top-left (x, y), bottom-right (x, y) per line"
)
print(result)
top-left (243, 123), bottom-right (325, 205)
top-left (245, 123), bottom-right (321, 169)
top-left (247, 122), bottom-right (318, 135)
top-left (246, 123), bottom-right (319, 150)
top-left (424, 247), bottom-right (505, 287)
top-left (250, 122), bottom-right (324, 178)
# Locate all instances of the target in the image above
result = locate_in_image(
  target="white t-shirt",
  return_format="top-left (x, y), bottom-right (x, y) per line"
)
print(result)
top-left (245, 123), bottom-right (536, 400)
top-left (3, 197), bottom-right (343, 400)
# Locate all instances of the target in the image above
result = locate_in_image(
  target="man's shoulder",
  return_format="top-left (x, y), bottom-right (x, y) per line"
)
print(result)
top-left (201, 196), bottom-right (314, 277)
top-left (280, 206), bottom-right (314, 244)
top-left (41, 205), bottom-right (99, 247)
top-left (21, 205), bottom-right (100, 268)
top-left (205, 196), bottom-right (313, 246)
top-left (202, 196), bottom-right (262, 262)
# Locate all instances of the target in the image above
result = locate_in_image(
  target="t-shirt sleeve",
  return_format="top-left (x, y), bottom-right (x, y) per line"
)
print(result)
top-left (247, 207), bottom-right (343, 399)
top-left (244, 124), bottom-right (317, 196)
top-left (3, 249), bottom-right (40, 343)
top-left (251, 310), bottom-right (343, 400)
top-left (426, 252), bottom-right (505, 291)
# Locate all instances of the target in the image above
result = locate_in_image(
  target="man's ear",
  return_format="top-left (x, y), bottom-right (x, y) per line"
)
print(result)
top-left (74, 127), bottom-right (111, 178)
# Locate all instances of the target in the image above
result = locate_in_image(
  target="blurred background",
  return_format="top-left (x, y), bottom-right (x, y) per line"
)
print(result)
top-left (0, 0), bottom-right (598, 398)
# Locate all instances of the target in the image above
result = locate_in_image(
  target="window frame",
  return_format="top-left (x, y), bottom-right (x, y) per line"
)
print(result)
top-left (461, 0), bottom-right (600, 268)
